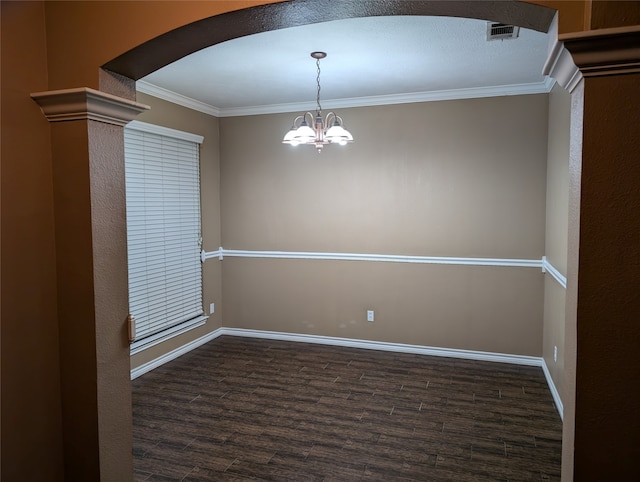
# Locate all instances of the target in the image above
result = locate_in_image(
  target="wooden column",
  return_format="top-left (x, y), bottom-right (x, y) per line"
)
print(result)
top-left (31, 88), bottom-right (148, 481)
top-left (560, 26), bottom-right (640, 480)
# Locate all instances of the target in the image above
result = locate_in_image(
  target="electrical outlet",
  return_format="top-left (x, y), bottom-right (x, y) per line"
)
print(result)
top-left (210, 303), bottom-right (215, 315)
top-left (554, 345), bottom-right (558, 363)
top-left (367, 310), bottom-right (374, 322)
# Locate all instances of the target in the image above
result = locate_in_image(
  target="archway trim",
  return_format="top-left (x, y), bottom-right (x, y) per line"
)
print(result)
top-left (103, 0), bottom-right (556, 81)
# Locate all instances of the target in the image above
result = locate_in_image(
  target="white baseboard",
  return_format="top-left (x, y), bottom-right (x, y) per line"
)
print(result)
top-left (130, 328), bottom-right (224, 379)
top-left (217, 328), bottom-right (542, 366)
top-left (541, 359), bottom-right (564, 420)
top-left (130, 327), bottom-right (563, 420)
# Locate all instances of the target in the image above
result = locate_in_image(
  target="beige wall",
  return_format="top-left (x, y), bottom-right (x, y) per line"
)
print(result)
top-left (545, 84), bottom-right (571, 274)
top-left (221, 97), bottom-right (548, 257)
top-left (543, 277), bottom-right (566, 394)
top-left (130, 93), bottom-right (222, 369)
top-left (127, 93), bottom-right (552, 363)
top-left (543, 83), bottom-right (571, 402)
top-left (224, 258), bottom-right (544, 355)
top-left (220, 96), bottom-right (549, 356)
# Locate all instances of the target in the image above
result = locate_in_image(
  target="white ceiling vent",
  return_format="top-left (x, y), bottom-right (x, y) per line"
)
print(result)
top-left (487, 23), bottom-right (520, 41)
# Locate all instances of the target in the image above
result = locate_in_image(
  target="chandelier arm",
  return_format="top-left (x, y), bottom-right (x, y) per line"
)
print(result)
top-left (304, 111), bottom-right (315, 126)
top-left (325, 112), bottom-right (336, 126)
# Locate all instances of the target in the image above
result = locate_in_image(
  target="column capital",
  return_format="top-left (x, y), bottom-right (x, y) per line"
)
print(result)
top-left (560, 26), bottom-right (640, 77)
top-left (31, 87), bottom-right (149, 126)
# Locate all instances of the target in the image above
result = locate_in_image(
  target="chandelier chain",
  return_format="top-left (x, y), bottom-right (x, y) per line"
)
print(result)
top-left (315, 57), bottom-right (322, 115)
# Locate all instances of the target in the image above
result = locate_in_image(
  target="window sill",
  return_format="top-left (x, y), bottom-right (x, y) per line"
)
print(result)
top-left (130, 315), bottom-right (208, 355)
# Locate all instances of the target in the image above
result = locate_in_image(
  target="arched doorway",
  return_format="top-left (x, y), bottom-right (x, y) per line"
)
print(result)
top-left (100, 1), bottom-right (567, 480)
top-left (19, 0), bottom-right (640, 479)
top-left (103, 0), bottom-right (556, 81)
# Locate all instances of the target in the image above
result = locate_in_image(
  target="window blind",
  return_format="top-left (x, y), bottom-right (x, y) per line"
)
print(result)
top-left (124, 121), bottom-right (204, 342)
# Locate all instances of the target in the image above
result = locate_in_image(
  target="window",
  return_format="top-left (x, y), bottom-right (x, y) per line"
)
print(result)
top-left (124, 121), bottom-right (205, 352)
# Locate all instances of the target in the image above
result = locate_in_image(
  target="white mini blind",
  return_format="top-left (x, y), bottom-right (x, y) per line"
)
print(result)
top-left (124, 121), bottom-right (204, 342)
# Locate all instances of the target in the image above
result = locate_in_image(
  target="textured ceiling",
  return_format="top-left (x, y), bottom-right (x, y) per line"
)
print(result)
top-left (139, 16), bottom-right (551, 116)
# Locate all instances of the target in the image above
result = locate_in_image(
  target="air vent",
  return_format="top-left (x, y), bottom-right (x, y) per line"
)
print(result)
top-left (487, 23), bottom-right (520, 41)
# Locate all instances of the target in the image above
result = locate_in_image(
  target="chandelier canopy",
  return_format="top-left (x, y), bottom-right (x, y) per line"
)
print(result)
top-left (282, 52), bottom-right (354, 153)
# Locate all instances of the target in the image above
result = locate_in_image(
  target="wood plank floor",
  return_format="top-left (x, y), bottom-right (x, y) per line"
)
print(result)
top-left (132, 336), bottom-right (562, 481)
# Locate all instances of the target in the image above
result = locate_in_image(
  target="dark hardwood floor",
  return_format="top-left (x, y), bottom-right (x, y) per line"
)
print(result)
top-left (132, 335), bottom-right (562, 481)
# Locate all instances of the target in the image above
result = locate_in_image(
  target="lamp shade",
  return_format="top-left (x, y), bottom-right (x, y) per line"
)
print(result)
top-left (283, 119), bottom-right (316, 145)
top-left (294, 123), bottom-right (316, 142)
top-left (325, 123), bottom-right (354, 144)
top-left (282, 128), bottom-right (298, 143)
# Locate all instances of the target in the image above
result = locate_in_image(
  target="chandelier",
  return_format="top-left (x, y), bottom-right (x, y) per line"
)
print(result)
top-left (282, 52), bottom-right (354, 153)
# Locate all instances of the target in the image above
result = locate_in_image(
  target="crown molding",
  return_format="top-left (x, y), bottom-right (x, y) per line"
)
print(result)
top-left (31, 87), bottom-right (149, 125)
top-left (559, 25), bottom-right (640, 78)
top-left (136, 80), bottom-right (221, 117)
top-left (137, 79), bottom-right (555, 118)
top-left (543, 36), bottom-right (582, 93)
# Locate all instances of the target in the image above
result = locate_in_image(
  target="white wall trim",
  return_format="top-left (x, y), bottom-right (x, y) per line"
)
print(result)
top-left (131, 327), bottom-right (224, 379)
top-left (130, 327), bottom-right (541, 379)
top-left (201, 248), bottom-right (223, 262)
top-left (542, 256), bottom-right (567, 288)
top-left (219, 328), bottom-right (542, 366)
top-left (206, 248), bottom-right (543, 269)
top-left (137, 79), bottom-right (554, 118)
top-left (544, 40), bottom-right (582, 94)
top-left (541, 359), bottom-right (564, 420)
top-left (126, 120), bottom-right (204, 144)
top-left (136, 80), bottom-right (221, 117)
top-left (542, 14), bottom-right (582, 94)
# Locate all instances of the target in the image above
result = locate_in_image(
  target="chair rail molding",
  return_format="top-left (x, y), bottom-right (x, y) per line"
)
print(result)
top-left (203, 248), bottom-right (544, 269)
top-left (542, 256), bottom-right (567, 288)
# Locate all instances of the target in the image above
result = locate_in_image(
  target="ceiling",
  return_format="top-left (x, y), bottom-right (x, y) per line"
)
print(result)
top-left (138, 15), bottom-right (552, 117)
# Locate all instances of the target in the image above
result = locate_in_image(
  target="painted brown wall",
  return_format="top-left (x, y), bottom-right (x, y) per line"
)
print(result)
top-left (589, 0), bottom-right (640, 29)
top-left (527, 0), bottom-right (588, 33)
top-left (572, 73), bottom-right (640, 480)
top-left (42, 0), bottom-right (279, 91)
top-left (1, 2), bottom-right (64, 480)
top-left (220, 96), bottom-right (548, 356)
top-left (542, 83), bottom-right (571, 401)
top-left (46, 115), bottom-right (134, 480)
top-left (130, 93), bottom-right (223, 369)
